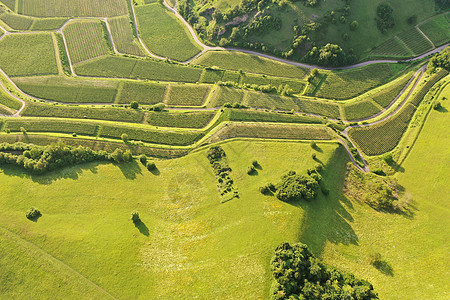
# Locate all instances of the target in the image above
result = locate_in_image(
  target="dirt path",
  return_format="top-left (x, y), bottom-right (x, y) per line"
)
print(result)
top-left (0, 225), bottom-right (117, 299)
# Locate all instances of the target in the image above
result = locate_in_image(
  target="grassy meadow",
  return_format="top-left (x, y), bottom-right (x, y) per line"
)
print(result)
top-left (136, 3), bottom-right (202, 61)
top-left (0, 140), bottom-right (344, 299)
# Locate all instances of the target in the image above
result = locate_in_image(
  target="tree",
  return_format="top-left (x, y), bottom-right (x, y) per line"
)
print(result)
top-left (350, 20), bottom-right (359, 31)
top-left (311, 68), bottom-right (319, 77)
top-left (111, 148), bottom-right (124, 163)
top-left (130, 101), bottom-right (139, 109)
top-left (130, 211), bottom-right (140, 223)
top-left (121, 133), bottom-right (129, 143)
top-left (375, 3), bottom-right (395, 33)
top-left (26, 207), bottom-right (41, 220)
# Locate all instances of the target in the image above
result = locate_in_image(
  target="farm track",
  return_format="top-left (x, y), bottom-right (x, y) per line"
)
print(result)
top-left (0, 225), bottom-right (117, 299)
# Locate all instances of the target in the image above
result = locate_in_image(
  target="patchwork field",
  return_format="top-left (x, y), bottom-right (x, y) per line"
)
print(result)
top-left (0, 33), bottom-right (58, 76)
top-left (63, 19), bottom-right (110, 65)
top-left (135, 3), bottom-right (202, 61)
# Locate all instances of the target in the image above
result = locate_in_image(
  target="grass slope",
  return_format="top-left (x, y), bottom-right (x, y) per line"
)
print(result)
top-left (0, 141), bottom-right (342, 298)
top-left (314, 97), bottom-right (450, 299)
top-left (136, 3), bottom-right (202, 61)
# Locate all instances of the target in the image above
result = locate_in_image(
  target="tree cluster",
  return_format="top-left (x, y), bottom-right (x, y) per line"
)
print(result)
top-left (207, 146), bottom-right (239, 202)
top-left (270, 242), bottom-right (378, 299)
top-left (261, 168), bottom-right (324, 202)
top-left (427, 46), bottom-right (450, 73)
top-left (375, 3), bottom-right (395, 33)
top-left (0, 142), bottom-right (131, 174)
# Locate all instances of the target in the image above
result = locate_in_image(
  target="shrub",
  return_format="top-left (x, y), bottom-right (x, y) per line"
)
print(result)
top-left (150, 103), bottom-right (165, 111)
top-left (369, 252), bottom-right (382, 266)
top-left (20, 127), bottom-right (27, 134)
top-left (350, 20), bottom-right (359, 31)
top-left (314, 163), bottom-right (323, 173)
top-left (130, 211), bottom-right (140, 223)
top-left (146, 161), bottom-right (156, 171)
top-left (372, 169), bottom-right (386, 176)
top-left (247, 165), bottom-right (256, 175)
top-left (252, 160), bottom-right (259, 167)
top-left (130, 101), bottom-right (139, 109)
top-left (139, 155), bottom-right (147, 165)
top-left (121, 133), bottom-right (129, 143)
top-left (26, 207), bottom-right (41, 220)
top-left (72, 132), bottom-right (77, 137)
top-left (433, 102), bottom-right (442, 110)
top-left (123, 150), bottom-right (133, 162)
top-left (382, 153), bottom-right (395, 166)
top-left (312, 153), bottom-right (317, 159)
top-left (111, 148), bottom-right (124, 163)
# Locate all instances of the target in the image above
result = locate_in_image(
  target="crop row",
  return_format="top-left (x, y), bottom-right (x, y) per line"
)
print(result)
top-left (165, 84), bottom-right (210, 106)
top-left (349, 104), bottom-right (416, 156)
top-left (316, 64), bottom-right (394, 100)
top-left (147, 111), bottom-right (215, 129)
top-left (192, 50), bottom-right (309, 79)
top-left (371, 73), bottom-right (413, 108)
top-left (75, 56), bottom-right (203, 83)
top-left (108, 16), bottom-right (145, 57)
top-left (15, 76), bottom-right (118, 103)
top-left (342, 100), bottom-right (381, 121)
top-left (117, 81), bottom-right (166, 105)
top-left (370, 37), bottom-right (411, 57)
top-left (0, 33), bottom-right (58, 77)
top-left (225, 109), bottom-right (323, 125)
top-left (397, 27), bottom-right (434, 56)
top-left (242, 90), bottom-right (298, 111)
top-left (418, 14), bottom-right (450, 46)
top-left (0, 11), bottom-right (33, 30)
top-left (296, 98), bottom-right (341, 119)
top-left (22, 101), bottom-right (144, 123)
top-left (410, 69), bottom-right (449, 107)
top-left (210, 123), bottom-right (331, 144)
top-left (64, 19), bottom-right (110, 64)
top-left (100, 124), bottom-right (202, 146)
top-left (3, 118), bottom-right (98, 136)
top-left (22, 0), bottom-right (128, 17)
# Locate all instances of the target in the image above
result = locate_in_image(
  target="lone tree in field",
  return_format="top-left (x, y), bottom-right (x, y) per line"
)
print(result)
top-left (130, 101), bottom-right (139, 109)
top-left (26, 207), bottom-right (41, 220)
top-left (130, 211), bottom-right (140, 223)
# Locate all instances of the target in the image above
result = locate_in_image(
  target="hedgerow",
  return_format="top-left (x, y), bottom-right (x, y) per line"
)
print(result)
top-left (207, 146), bottom-right (239, 203)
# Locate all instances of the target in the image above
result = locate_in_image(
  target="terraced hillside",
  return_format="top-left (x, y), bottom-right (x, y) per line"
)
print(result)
top-left (0, 0), bottom-right (448, 298)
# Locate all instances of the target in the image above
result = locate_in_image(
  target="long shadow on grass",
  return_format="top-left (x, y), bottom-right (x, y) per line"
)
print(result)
top-left (134, 220), bottom-right (149, 236)
top-left (116, 161), bottom-right (142, 180)
top-left (0, 161), bottom-right (105, 185)
top-left (297, 145), bottom-right (359, 257)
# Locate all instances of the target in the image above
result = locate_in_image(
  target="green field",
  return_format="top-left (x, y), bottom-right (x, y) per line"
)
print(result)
top-left (147, 111), bottom-right (215, 128)
top-left (108, 15), bottom-right (145, 57)
top-left (135, 3), bottom-right (202, 61)
top-left (419, 14), bottom-right (450, 46)
top-left (75, 56), bottom-right (203, 83)
top-left (192, 51), bottom-right (309, 79)
top-left (22, 101), bottom-right (145, 123)
top-left (63, 19), bottom-right (110, 65)
top-left (14, 76), bottom-right (118, 103)
top-left (207, 86), bottom-right (245, 108)
top-left (21, 0), bottom-right (128, 17)
top-left (342, 99), bottom-right (381, 121)
top-left (316, 64), bottom-right (395, 100)
top-left (164, 84), bottom-right (210, 106)
top-left (397, 27), bottom-right (434, 56)
top-left (0, 11), bottom-right (33, 30)
top-left (349, 104), bottom-right (416, 155)
top-left (0, 33), bottom-right (58, 76)
top-left (30, 17), bottom-right (68, 31)
top-left (116, 80), bottom-right (166, 105)
top-left (316, 97), bottom-right (450, 299)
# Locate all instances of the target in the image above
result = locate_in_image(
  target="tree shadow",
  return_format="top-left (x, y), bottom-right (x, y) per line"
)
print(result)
top-left (436, 106), bottom-right (448, 113)
top-left (298, 147), bottom-right (359, 257)
top-left (149, 167), bottom-right (160, 176)
top-left (373, 260), bottom-right (394, 276)
top-left (134, 220), bottom-right (149, 236)
top-left (28, 214), bottom-right (41, 223)
top-left (0, 161), bottom-right (105, 185)
top-left (312, 145), bottom-right (323, 153)
top-left (116, 160), bottom-right (142, 180)
top-left (248, 169), bottom-right (259, 176)
top-left (254, 162), bottom-right (263, 170)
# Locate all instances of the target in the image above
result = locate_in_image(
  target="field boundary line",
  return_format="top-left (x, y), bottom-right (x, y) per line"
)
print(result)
top-left (415, 25), bottom-right (436, 48)
top-left (0, 225), bottom-right (117, 299)
top-left (51, 32), bottom-right (64, 75)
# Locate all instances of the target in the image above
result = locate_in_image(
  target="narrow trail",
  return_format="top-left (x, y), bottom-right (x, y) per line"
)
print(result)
top-left (0, 225), bottom-right (117, 299)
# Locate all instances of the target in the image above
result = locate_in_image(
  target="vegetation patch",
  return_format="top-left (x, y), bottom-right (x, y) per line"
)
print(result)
top-left (147, 111), bottom-right (215, 129)
top-left (0, 33), bottom-right (58, 76)
top-left (206, 146), bottom-right (239, 203)
top-left (3, 118), bottom-right (98, 136)
top-left (117, 81), bottom-right (166, 105)
top-left (22, 102), bottom-right (144, 123)
top-left (21, 0), bottom-right (128, 17)
top-left (296, 98), bottom-right (341, 119)
top-left (419, 14), bottom-right (450, 46)
top-left (15, 76), bottom-right (118, 104)
top-left (270, 242), bottom-right (378, 299)
top-left (349, 104), bottom-right (416, 156)
top-left (397, 27), bottom-right (434, 56)
top-left (108, 16), bottom-right (145, 57)
top-left (207, 86), bottom-right (245, 108)
top-left (316, 64), bottom-right (394, 100)
top-left (75, 56), bottom-right (202, 83)
top-left (343, 99), bottom-right (381, 121)
top-left (63, 19), bottom-right (110, 64)
top-left (164, 84), bottom-right (210, 106)
top-left (135, 3), bottom-right (202, 61)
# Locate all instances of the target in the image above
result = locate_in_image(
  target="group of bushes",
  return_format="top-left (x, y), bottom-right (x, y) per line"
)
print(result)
top-left (260, 166), bottom-right (325, 202)
top-left (139, 155), bottom-right (157, 171)
top-left (0, 142), bottom-right (131, 174)
top-left (207, 146), bottom-right (239, 202)
top-left (270, 242), bottom-right (378, 299)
